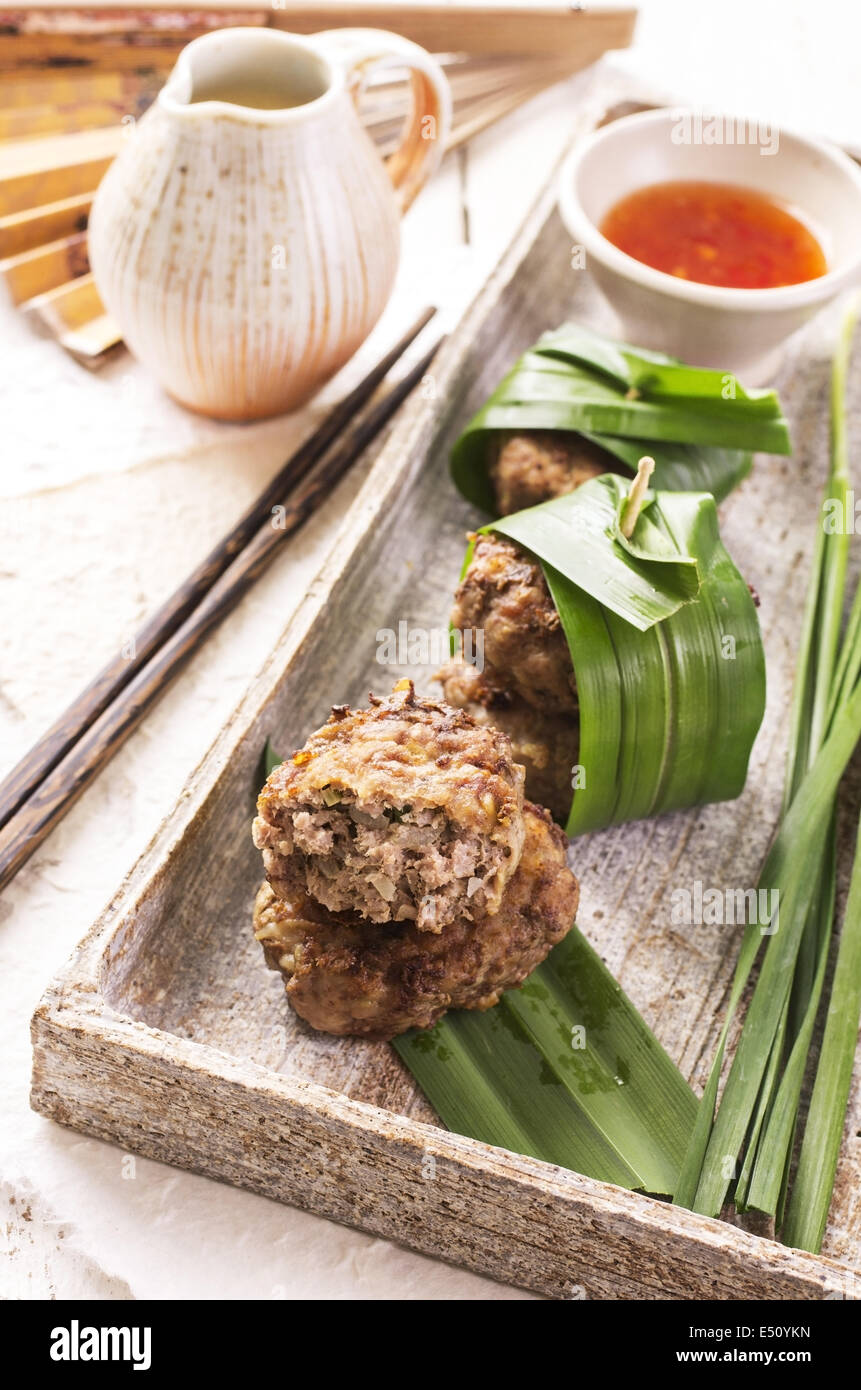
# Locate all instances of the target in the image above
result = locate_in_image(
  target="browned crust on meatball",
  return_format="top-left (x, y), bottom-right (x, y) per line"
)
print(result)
top-left (437, 657), bottom-right (577, 823)
top-left (253, 681), bottom-right (525, 934)
top-left (488, 431), bottom-right (618, 516)
top-left (252, 802), bottom-right (578, 1040)
top-left (452, 531), bottom-right (577, 715)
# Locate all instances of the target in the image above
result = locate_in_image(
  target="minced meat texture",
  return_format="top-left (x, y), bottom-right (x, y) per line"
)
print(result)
top-left (253, 681), bottom-right (525, 934)
top-left (451, 531), bottom-right (577, 715)
top-left (252, 801), bottom-right (578, 1040)
top-left (488, 430), bottom-right (618, 516)
top-left (437, 657), bottom-right (577, 823)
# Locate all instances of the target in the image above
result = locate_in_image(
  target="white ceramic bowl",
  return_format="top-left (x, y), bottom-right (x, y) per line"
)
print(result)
top-left (558, 107), bottom-right (861, 381)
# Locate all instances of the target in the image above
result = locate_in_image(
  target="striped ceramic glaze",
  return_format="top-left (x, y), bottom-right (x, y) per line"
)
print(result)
top-left (89, 27), bottom-right (450, 420)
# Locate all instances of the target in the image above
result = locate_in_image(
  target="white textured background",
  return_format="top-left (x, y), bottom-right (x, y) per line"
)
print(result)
top-left (3, 0), bottom-right (861, 1300)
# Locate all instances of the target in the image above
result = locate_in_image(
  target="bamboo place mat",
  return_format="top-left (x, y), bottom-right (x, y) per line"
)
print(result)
top-left (0, 4), bottom-right (636, 365)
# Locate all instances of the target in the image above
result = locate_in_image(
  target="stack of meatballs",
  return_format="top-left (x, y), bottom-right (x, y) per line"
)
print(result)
top-left (252, 680), bottom-right (578, 1040)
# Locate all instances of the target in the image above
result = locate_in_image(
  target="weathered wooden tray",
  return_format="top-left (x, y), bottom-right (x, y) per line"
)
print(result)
top-left (31, 135), bottom-right (861, 1300)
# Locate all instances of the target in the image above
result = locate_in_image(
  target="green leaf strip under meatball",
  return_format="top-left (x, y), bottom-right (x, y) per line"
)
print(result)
top-left (394, 926), bottom-right (698, 1196)
top-left (451, 322), bottom-right (790, 511)
top-left (481, 477), bottom-right (765, 834)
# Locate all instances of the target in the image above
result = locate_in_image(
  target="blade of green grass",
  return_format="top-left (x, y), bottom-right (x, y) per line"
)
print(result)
top-left (746, 831), bottom-right (835, 1217)
top-left (741, 308), bottom-right (858, 1226)
top-left (683, 683), bottom-right (861, 1215)
top-left (733, 1002), bottom-right (789, 1211)
top-left (782, 501), bottom-right (829, 806)
top-left (808, 306), bottom-right (856, 755)
top-left (825, 577), bottom-right (861, 732)
top-left (782, 812), bottom-right (861, 1251)
top-left (737, 304), bottom-right (857, 1230)
top-left (676, 300), bottom-right (859, 1233)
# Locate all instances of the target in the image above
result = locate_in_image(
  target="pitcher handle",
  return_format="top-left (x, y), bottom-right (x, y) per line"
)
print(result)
top-left (314, 27), bottom-right (452, 214)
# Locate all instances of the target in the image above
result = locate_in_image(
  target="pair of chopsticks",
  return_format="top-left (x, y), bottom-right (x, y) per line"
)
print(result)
top-left (0, 306), bottom-right (442, 892)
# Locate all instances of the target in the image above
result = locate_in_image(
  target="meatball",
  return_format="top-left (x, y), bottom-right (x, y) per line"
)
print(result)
top-left (437, 657), bottom-right (577, 823)
top-left (252, 802), bottom-right (578, 1040)
top-left (488, 430), bottom-right (617, 516)
top-left (452, 531), bottom-right (577, 714)
top-left (253, 680), bottom-right (525, 935)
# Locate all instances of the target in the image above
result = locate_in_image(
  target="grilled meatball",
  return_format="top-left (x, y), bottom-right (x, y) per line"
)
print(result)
top-left (252, 801), bottom-right (578, 1040)
top-left (452, 531), bottom-right (577, 715)
top-left (437, 657), bottom-right (577, 823)
top-left (488, 430), bottom-right (617, 515)
top-left (253, 681), bottom-right (525, 935)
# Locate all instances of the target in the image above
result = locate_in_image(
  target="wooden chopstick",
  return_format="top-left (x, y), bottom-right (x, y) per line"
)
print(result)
top-left (0, 329), bottom-right (443, 892)
top-left (0, 306), bottom-right (436, 843)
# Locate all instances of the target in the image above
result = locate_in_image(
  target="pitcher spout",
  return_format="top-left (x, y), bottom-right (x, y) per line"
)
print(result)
top-left (158, 27), bottom-right (341, 124)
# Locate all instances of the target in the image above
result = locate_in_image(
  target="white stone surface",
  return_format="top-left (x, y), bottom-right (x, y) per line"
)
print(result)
top-left (2, 1), bottom-right (861, 1301)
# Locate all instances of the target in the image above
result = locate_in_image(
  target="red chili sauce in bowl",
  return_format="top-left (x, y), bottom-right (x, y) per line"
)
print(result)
top-left (599, 180), bottom-right (827, 289)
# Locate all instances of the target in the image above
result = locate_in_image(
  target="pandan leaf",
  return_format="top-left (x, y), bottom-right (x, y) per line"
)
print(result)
top-left (451, 322), bottom-right (789, 513)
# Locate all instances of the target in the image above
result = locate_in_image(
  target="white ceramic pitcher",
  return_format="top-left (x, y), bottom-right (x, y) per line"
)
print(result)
top-left (89, 27), bottom-right (451, 419)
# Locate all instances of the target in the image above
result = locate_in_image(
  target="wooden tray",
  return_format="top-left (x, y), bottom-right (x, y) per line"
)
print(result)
top-left (30, 134), bottom-right (861, 1301)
